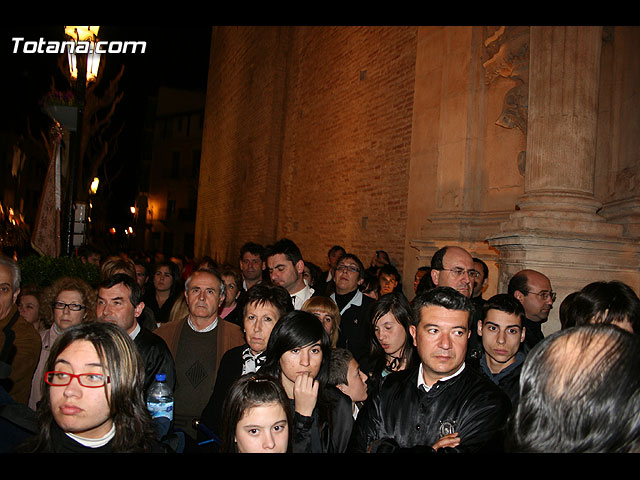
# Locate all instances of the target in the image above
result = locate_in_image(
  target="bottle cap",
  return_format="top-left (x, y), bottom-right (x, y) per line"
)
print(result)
top-left (155, 373), bottom-right (167, 382)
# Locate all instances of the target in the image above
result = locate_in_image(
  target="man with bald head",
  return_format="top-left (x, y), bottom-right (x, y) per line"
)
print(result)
top-left (507, 269), bottom-right (555, 353)
top-left (507, 324), bottom-right (640, 452)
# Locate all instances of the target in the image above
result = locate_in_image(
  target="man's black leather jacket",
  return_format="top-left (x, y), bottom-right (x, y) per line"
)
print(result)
top-left (348, 364), bottom-right (511, 453)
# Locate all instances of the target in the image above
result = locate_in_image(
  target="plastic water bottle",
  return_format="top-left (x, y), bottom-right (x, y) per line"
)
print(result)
top-left (147, 373), bottom-right (173, 422)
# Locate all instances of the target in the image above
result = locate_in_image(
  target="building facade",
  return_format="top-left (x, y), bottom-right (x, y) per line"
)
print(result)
top-left (196, 26), bottom-right (640, 335)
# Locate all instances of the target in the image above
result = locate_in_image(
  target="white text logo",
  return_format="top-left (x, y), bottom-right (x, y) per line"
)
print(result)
top-left (12, 37), bottom-right (147, 54)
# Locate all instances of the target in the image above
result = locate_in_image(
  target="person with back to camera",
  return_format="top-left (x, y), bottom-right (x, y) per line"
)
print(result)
top-left (506, 324), bottom-right (640, 453)
top-left (220, 372), bottom-right (292, 453)
top-left (560, 280), bottom-right (640, 334)
top-left (259, 310), bottom-right (353, 453)
top-left (358, 291), bottom-right (418, 395)
top-left (18, 322), bottom-right (165, 452)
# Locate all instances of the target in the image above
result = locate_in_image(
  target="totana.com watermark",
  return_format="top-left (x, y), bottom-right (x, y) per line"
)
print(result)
top-left (11, 37), bottom-right (147, 54)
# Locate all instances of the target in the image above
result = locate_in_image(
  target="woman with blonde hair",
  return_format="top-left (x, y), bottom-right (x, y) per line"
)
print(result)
top-left (28, 277), bottom-right (97, 410)
top-left (301, 296), bottom-right (341, 348)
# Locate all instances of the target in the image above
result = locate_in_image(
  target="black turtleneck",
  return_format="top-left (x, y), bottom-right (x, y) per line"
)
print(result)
top-left (334, 289), bottom-right (358, 311)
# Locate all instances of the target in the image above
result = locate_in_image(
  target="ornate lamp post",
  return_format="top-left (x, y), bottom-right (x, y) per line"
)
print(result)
top-left (63, 26), bottom-right (101, 256)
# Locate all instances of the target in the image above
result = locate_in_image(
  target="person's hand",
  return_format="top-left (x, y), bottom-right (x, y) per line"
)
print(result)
top-left (432, 432), bottom-right (460, 451)
top-left (293, 372), bottom-right (319, 417)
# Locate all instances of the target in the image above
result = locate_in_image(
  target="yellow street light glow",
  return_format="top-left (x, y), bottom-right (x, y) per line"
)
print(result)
top-left (65, 26), bottom-right (101, 83)
top-left (64, 26), bottom-right (100, 42)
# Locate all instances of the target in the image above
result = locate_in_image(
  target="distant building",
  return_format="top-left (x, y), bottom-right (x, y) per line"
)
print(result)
top-left (136, 87), bottom-right (205, 259)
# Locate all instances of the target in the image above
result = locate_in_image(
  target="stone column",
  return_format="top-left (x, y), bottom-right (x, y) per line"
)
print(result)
top-left (510, 26), bottom-right (609, 226)
top-left (487, 26), bottom-right (640, 335)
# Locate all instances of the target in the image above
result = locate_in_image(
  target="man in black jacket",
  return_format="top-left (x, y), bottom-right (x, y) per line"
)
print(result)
top-left (473, 294), bottom-right (526, 407)
top-left (348, 286), bottom-right (511, 453)
top-left (96, 274), bottom-right (175, 395)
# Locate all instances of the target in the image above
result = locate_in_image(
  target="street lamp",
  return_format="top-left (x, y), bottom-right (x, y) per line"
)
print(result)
top-left (90, 177), bottom-right (99, 195)
top-left (62, 25), bottom-right (102, 256)
top-left (65, 26), bottom-right (101, 83)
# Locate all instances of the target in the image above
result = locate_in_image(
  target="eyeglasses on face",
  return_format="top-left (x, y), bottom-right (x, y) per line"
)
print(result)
top-left (525, 290), bottom-right (556, 302)
top-left (53, 301), bottom-right (86, 311)
top-left (440, 268), bottom-right (480, 279)
top-left (336, 265), bottom-right (360, 274)
top-left (45, 371), bottom-right (110, 388)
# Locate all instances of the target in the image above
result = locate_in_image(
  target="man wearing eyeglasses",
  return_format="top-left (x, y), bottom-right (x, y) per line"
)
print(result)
top-left (429, 246), bottom-right (478, 299)
top-left (330, 253), bottom-right (375, 362)
top-left (508, 269), bottom-right (555, 353)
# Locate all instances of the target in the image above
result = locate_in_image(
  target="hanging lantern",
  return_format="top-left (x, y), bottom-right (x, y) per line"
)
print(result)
top-left (64, 26), bottom-right (101, 83)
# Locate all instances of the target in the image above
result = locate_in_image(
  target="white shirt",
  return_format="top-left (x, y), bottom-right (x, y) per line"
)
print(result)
top-left (67, 423), bottom-right (116, 448)
top-left (129, 321), bottom-right (141, 340)
top-left (187, 315), bottom-right (218, 332)
top-left (417, 362), bottom-right (466, 392)
top-left (291, 283), bottom-right (314, 310)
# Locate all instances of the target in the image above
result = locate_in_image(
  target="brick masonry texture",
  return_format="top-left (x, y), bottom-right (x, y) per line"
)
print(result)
top-left (197, 26), bottom-right (418, 273)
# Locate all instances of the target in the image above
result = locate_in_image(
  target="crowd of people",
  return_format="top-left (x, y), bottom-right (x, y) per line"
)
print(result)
top-left (0, 238), bottom-right (639, 454)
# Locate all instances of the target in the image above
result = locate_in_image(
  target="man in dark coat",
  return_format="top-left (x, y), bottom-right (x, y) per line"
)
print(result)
top-left (349, 287), bottom-right (511, 453)
top-left (472, 293), bottom-right (526, 407)
top-left (508, 269), bottom-right (556, 354)
top-left (96, 274), bottom-right (175, 395)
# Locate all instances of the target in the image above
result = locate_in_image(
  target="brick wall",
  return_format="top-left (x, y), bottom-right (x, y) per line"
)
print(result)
top-left (196, 26), bottom-right (417, 273)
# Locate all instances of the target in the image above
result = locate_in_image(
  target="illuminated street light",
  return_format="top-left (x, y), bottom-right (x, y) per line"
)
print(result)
top-left (62, 26), bottom-right (103, 255)
top-left (65, 26), bottom-right (101, 83)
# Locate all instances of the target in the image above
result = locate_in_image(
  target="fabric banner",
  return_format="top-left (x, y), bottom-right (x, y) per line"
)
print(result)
top-left (31, 131), bottom-right (62, 257)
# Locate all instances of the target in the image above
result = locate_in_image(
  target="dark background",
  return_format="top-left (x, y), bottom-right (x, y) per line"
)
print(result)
top-left (1, 25), bottom-right (212, 244)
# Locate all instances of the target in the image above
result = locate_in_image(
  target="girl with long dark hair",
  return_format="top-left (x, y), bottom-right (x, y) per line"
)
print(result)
top-left (259, 310), bottom-right (353, 453)
top-left (360, 291), bottom-right (417, 393)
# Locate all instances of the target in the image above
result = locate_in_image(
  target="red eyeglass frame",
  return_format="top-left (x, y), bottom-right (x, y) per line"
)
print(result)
top-left (44, 371), bottom-right (111, 388)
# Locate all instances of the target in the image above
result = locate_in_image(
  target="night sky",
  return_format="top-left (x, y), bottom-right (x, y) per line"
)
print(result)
top-left (2, 25), bottom-right (212, 243)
